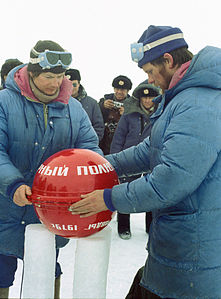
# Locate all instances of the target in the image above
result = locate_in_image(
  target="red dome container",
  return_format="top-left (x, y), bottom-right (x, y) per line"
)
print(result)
top-left (30, 149), bottom-right (119, 238)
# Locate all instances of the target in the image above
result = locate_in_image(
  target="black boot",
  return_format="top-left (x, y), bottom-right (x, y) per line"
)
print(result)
top-left (54, 276), bottom-right (61, 299)
top-left (117, 213), bottom-right (131, 240)
top-left (0, 287), bottom-right (9, 299)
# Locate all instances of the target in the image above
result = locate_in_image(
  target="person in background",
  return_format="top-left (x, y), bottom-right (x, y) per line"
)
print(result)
top-left (65, 68), bottom-right (104, 141)
top-left (110, 83), bottom-right (160, 240)
top-left (99, 75), bottom-right (132, 154)
top-left (0, 40), bottom-right (102, 299)
top-left (0, 58), bottom-right (23, 89)
top-left (69, 25), bottom-right (221, 299)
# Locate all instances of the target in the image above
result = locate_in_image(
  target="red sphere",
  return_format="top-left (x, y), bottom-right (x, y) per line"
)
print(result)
top-left (30, 149), bottom-right (119, 238)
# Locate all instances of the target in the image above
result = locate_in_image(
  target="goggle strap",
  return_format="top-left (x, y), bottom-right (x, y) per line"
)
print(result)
top-left (31, 47), bottom-right (42, 55)
top-left (31, 48), bottom-right (70, 55)
top-left (29, 48), bottom-right (46, 64)
top-left (29, 57), bottom-right (42, 64)
top-left (143, 33), bottom-right (184, 52)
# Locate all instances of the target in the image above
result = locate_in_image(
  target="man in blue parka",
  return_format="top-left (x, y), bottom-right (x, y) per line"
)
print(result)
top-left (0, 40), bottom-right (102, 299)
top-left (65, 68), bottom-right (104, 141)
top-left (70, 25), bottom-right (221, 298)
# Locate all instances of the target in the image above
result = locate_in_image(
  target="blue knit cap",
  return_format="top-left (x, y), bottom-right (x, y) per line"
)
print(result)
top-left (131, 25), bottom-right (188, 68)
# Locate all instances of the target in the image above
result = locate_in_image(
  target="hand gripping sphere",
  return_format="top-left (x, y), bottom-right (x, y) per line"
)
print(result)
top-left (30, 149), bottom-right (119, 238)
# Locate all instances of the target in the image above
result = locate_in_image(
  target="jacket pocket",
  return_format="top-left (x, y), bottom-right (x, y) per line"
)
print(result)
top-left (149, 212), bottom-right (198, 268)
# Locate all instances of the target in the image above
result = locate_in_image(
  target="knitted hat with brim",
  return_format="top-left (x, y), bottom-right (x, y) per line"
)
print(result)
top-left (136, 25), bottom-right (188, 68)
top-left (27, 40), bottom-right (67, 74)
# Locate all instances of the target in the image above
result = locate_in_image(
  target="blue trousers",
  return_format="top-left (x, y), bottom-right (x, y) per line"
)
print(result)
top-left (0, 250), bottom-right (62, 288)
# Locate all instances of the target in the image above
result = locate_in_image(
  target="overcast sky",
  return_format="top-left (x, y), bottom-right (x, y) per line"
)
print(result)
top-left (1, 0), bottom-right (220, 99)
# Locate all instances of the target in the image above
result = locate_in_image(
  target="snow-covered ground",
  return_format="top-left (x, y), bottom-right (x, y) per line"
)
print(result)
top-left (10, 213), bottom-right (148, 299)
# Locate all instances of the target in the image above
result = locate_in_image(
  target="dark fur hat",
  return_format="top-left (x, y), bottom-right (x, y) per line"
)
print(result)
top-left (1, 58), bottom-right (23, 82)
top-left (112, 75), bottom-right (132, 90)
top-left (65, 69), bottom-right (81, 81)
top-left (132, 83), bottom-right (160, 99)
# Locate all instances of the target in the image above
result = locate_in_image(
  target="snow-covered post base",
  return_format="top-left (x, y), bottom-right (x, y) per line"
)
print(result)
top-left (72, 226), bottom-right (112, 299)
top-left (21, 224), bottom-right (56, 299)
top-left (21, 224), bottom-right (112, 299)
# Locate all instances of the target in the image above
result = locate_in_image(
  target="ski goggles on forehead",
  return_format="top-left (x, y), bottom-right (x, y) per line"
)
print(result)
top-left (29, 48), bottom-right (72, 69)
top-left (131, 32), bottom-right (184, 62)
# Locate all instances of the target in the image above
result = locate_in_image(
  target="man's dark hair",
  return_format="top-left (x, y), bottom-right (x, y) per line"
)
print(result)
top-left (150, 47), bottom-right (193, 67)
top-left (1, 59), bottom-right (23, 81)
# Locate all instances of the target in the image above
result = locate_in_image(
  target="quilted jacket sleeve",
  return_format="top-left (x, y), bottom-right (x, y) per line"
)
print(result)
top-left (0, 100), bottom-right (25, 198)
top-left (106, 89), bottom-right (221, 214)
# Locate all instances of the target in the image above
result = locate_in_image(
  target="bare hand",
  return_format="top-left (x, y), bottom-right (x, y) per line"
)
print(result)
top-left (68, 190), bottom-right (107, 218)
top-left (104, 99), bottom-right (114, 109)
top-left (119, 106), bottom-right (124, 115)
top-left (13, 185), bottom-right (32, 207)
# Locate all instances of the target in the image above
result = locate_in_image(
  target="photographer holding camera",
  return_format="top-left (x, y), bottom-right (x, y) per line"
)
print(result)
top-left (99, 75), bottom-right (132, 154)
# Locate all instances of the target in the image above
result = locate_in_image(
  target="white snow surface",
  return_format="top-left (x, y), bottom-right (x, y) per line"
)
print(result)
top-left (10, 213), bottom-right (148, 299)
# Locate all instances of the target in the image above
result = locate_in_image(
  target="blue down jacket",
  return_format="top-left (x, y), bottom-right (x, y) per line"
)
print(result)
top-left (106, 46), bottom-right (221, 298)
top-left (110, 97), bottom-right (153, 182)
top-left (0, 65), bottom-right (102, 259)
top-left (74, 84), bottom-right (104, 141)
top-left (110, 109), bottom-right (152, 153)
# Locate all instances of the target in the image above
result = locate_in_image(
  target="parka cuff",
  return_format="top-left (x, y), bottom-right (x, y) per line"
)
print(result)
top-left (104, 188), bottom-right (116, 212)
top-left (7, 179), bottom-right (26, 200)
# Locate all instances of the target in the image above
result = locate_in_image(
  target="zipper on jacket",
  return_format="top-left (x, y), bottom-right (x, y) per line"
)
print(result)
top-left (43, 104), bottom-right (48, 130)
top-left (140, 117), bottom-right (144, 134)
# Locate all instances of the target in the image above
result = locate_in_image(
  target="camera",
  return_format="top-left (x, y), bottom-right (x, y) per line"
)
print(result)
top-left (106, 122), bottom-right (118, 133)
top-left (113, 101), bottom-right (124, 109)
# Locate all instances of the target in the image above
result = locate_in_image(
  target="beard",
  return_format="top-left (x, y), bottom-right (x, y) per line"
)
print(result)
top-left (158, 64), bottom-right (173, 92)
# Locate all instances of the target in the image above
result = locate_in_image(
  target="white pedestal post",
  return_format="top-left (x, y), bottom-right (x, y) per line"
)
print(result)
top-left (21, 224), bottom-right (56, 299)
top-left (72, 226), bottom-right (112, 299)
